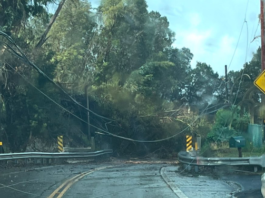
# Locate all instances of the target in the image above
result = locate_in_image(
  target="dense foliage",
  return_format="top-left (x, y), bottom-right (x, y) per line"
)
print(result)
top-left (0, 0), bottom-right (262, 154)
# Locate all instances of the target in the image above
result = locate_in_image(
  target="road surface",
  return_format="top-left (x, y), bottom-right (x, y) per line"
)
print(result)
top-left (0, 160), bottom-right (263, 198)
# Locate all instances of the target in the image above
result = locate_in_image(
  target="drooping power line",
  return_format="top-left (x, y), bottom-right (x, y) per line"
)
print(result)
top-left (6, 63), bottom-right (228, 143)
top-left (0, 30), bottom-right (114, 121)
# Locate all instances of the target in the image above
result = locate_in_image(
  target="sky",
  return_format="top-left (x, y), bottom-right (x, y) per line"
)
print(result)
top-left (87, 0), bottom-right (261, 76)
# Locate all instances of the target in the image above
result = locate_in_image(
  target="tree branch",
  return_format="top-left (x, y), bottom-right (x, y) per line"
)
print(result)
top-left (35, 0), bottom-right (67, 48)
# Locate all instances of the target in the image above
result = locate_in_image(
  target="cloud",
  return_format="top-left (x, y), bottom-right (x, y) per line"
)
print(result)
top-left (172, 11), bottom-right (214, 69)
top-left (189, 13), bottom-right (201, 27)
top-left (87, 0), bottom-right (260, 76)
top-left (147, 0), bottom-right (260, 75)
top-left (181, 29), bottom-right (212, 52)
top-left (205, 35), bottom-right (238, 74)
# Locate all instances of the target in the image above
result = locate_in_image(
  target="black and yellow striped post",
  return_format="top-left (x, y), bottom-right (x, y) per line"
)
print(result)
top-left (195, 135), bottom-right (201, 151)
top-left (186, 135), bottom-right (192, 152)
top-left (0, 141), bottom-right (3, 153)
top-left (57, 135), bottom-right (63, 152)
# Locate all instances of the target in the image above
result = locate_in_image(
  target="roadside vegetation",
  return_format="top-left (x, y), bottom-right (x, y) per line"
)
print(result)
top-left (0, 0), bottom-right (263, 156)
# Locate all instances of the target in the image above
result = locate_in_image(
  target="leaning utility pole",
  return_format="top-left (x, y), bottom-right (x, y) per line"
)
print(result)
top-left (225, 65), bottom-right (229, 103)
top-left (85, 85), bottom-right (91, 140)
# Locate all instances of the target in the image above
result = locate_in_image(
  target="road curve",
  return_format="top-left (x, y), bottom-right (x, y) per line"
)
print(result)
top-left (0, 160), bottom-right (256, 198)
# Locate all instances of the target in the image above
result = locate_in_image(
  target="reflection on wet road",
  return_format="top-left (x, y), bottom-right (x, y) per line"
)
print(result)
top-left (0, 161), bottom-right (263, 198)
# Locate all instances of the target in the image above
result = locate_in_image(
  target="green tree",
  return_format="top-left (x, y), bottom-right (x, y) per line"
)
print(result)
top-left (228, 48), bottom-right (261, 123)
top-left (207, 107), bottom-right (249, 143)
top-left (0, 0), bottom-right (66, 151)
top-left (0, 0), bottom-right (52, 34)
top-left (183, 62), bottom-right (220, 109)
top-left (48, 0), bottom-right (96, 93)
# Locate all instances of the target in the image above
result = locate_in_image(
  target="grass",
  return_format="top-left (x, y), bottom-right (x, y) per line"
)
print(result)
top-left (210, 148), bottom-right (265, 157)
top-left (200, 144), bottom-right (265, 157)
top-left (200, 140), bottom-right (265, 157)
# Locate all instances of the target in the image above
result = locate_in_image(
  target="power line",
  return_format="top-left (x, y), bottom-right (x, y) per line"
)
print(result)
top-left (251, 17), bottom-right (260, 42)
top-left (0, 23), bottom-right (230, 143)
top-left (201, 102), bottom-right (228, 115)
top-left (227, 21), bottom-right (245, 71)
top-left (0, 31), bottom-right (114, 121)
top-left (227, 0), bottom-right (250, 71)
top-left (233, 20), bottom-right (249, 105)
top-left (6, 63), bottom-right (227, 143)
top-left (226, 0), bottom-right (251, 106)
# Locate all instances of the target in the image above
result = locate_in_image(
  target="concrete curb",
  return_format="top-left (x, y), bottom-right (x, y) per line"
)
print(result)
top-left (160, 166), bottom-right (188, 198)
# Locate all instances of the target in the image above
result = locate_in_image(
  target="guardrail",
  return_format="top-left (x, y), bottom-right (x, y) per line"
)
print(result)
top-left (0, 149), bottom-right (113, 164)
top-left (178, 151), bottom-right (265, 168)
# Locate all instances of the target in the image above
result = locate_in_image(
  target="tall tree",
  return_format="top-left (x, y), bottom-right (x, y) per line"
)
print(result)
top-left (0, 0), bottom-right (61, 151)
top-left (0, 0), bottom-right (52, 34)
top-left (183, 62), bottom-right (220, 110)
top-left (228, 48), bottom-right (261, 122)
top-left (48, 0), bottom-right (96, 93)
top-left (94, 0), bottom-right (149, 85)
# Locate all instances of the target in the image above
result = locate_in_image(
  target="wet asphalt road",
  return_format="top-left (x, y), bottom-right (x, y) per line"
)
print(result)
top-left (223, 174), bottom-right (263, 198)
top-left (61, 164), bottom-right (177, 198)
top-left (0, 162), bottom-right (178, 198)
top-left (0, 161), bottom-right (263, 198)
top-left (0, 164), bottom-right (101, 198)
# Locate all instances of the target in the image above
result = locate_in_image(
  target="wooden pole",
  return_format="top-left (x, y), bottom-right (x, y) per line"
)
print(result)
top-left (225, 65), bottom-right (229, 103)
top-left (261, 0), bottom-right (265, 71)
top-left (85, 86), bottom-right (91, 140)
top-left (261, 0), bottom-right (265, 132)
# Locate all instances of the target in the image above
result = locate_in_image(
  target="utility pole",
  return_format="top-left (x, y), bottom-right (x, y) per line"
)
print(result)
top-left (85, 86), bottom-right (91, 140)
top-left (225, 65), bottom-right (229, 103)
top-left (261, 0), bottom-right (265, 138)
top-left (261, 0), bottom-right (265, 71)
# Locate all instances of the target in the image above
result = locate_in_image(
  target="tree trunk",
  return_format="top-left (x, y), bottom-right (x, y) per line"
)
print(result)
top-left (35, 0), bottom-right (67, 48)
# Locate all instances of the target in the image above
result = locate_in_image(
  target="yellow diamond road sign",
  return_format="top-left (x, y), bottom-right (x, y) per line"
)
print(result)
top-left (254, 70), bottom-right (265, 94)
